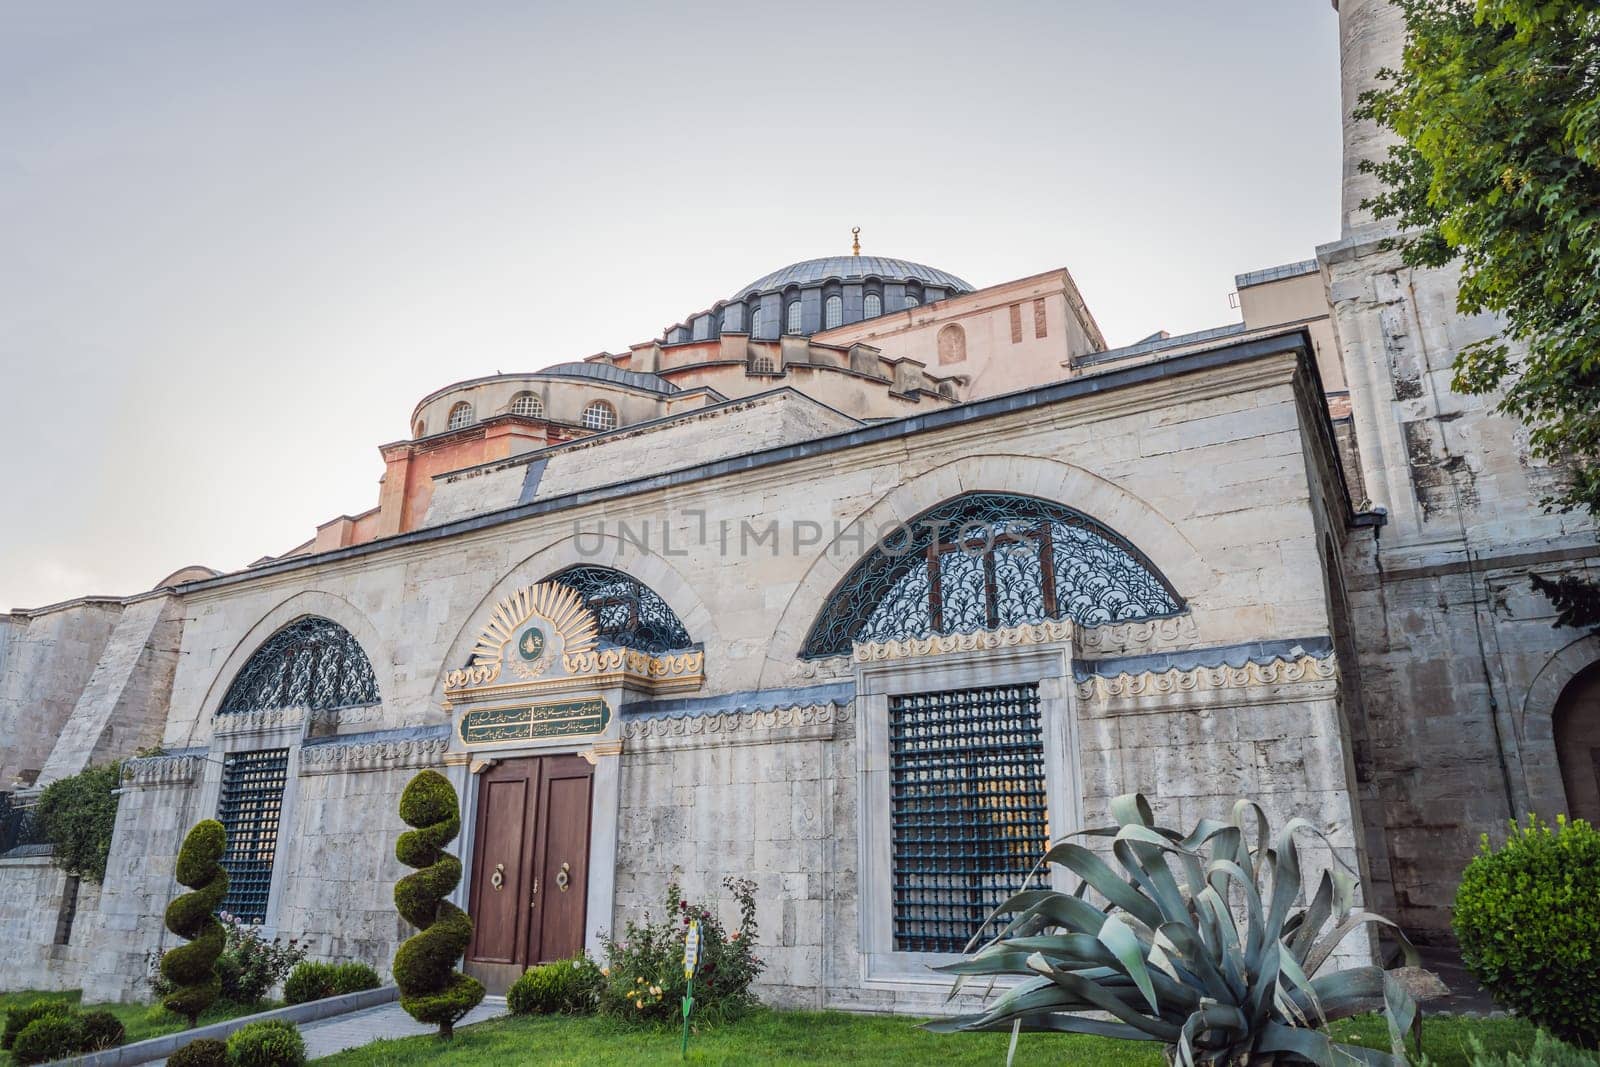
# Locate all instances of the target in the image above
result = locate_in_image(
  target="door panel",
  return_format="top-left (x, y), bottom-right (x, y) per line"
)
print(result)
top-left (467, 764), bottom-right (534, 965)
top-left (530, 759), bottom-right (594, 963)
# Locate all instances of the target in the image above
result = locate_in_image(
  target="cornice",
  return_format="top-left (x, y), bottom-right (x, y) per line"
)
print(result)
top-left (122, 754), bottom-right (203, 788)
top-left (444, 648), bottom-right (705, 703)
top-left (211, 706), bottom-right (307, 736)
top-left (623, 701), bottom-right (850, 751)
top-left (1075, 652), bottom-right (1338, 703)
top-left (853, 620), bottom-right (1074, 663)
top-left (1077, 615), bottom-right (1199, 656)
top-left (299, 735), bottom-right (450, 775)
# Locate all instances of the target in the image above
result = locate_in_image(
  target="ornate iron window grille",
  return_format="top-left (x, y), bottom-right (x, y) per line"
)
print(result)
top-left (802, 492), bottom-right (1183, 659)
top-left (217, 748), bottom-right (289, 924)
top-left (889, 684), bottom-right (1048, 953)
top-left (548, 566), bottom-right (694, 654)
top-left (218, 617), bottom-right (379, 715)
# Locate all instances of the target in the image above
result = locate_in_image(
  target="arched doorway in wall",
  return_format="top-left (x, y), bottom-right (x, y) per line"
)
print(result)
top-left (1554, 662), bottom-right (1600, 823)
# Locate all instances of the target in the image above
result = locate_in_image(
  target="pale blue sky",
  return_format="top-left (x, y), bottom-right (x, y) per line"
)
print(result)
top-left (0, 2), bottom-right (1342, 609)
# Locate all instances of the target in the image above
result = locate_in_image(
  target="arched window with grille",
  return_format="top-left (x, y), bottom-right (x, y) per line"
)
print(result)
top-left (863, 293), bottom-right (882, 318)
top-left (509, 391), bottom-right (543, 419)
top-left (218, 616), bottom-right (380, 715)
top-left (800, 492), bottom-right (1183, 658)
top-left (582, 401), bottom-right (618, 431)
top-left (547, 565), bottom-right (693, 653)
top-left (904, 295), bottom-right (920, 309)
top-left (785, 301), bottom-right (802, 334)
top-left (447, 401), bottom-right (475, 430)
top-left (823, 295), bottom-right (843, 330)
top-left (748, 301), bottom-right (762, 338)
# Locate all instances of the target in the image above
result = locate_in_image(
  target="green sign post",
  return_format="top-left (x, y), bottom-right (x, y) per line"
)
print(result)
top-left (680, 918), bottom-right (700, 1059)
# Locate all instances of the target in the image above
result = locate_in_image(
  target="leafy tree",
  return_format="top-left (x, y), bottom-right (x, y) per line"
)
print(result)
top-left (32, 763), bottom-right (121, 881)
top-left (1357, 0), bottom-right (1600, 622)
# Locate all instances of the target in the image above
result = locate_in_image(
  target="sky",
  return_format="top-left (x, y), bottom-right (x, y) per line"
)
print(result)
top-left (0, 2), bottom-right (1344, 611)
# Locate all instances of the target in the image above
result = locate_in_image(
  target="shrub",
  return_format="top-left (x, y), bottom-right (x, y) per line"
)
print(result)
top-left (32, 763), bottom-right (121, 882)
top-left (2, 1000), bottom-right (72, 1051)
top-left (393, 770), bottom-right (484, 1038)
top-left (598, 878), bottom-right (763, 1027)
top-left (331, 962), bottom-right (382, 996)
top-left (167, 1037), bottom-right (230, 1067)
top-left (508, 955), bottom-right (603, 1016)
top-left (1455, 814), bottom-right (1600, 1047)
top-left (927, 793), bottom-right (1423, 1066)
top-left (79, 1009), bottom-right (126, 1051)
top-left (226, 1019), bottom-right (306, 1067)
top-left (284, 960), bottom-right (379, 1004)
top-left (215, 913), bottom-right (306, 1003)
top-left (12, 1015), bottom-right (85, 1066)
top-left (162, 819), bottom-right (229, 1026)
top-left (1464, 1031), bottom-right (1600, 1065)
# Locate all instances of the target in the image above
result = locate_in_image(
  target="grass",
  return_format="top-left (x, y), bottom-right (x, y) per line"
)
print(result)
top-left (0, 989), bottom-right (271, 1066)
top-left (316, 1008), bottom-right (1547, 1066)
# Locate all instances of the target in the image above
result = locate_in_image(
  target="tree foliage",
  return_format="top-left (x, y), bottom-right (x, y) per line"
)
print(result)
top-left (32, 763), bottom-right (121, 882)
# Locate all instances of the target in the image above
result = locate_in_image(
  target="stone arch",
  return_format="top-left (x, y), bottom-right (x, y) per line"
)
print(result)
top-left (431, 532), bottom-right (717, 700)
top-left (937, 322), bottom-right (967, 364)
top-left (1555, 663), bottom-right (1600, 823)
top-left (186, 589), bottom-right (391, 743)
top-left (1519, 633), bottom-right (1600, 817)
top-left (756, 453), bottom-right (1214, 687)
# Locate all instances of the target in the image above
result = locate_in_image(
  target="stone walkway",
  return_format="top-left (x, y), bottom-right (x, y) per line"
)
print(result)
top-left (298, 997), bottom-right (508, 1060)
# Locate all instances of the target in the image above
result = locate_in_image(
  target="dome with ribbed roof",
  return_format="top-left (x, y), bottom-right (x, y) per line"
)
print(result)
top-left (735, 256), bottom-right (973, 298)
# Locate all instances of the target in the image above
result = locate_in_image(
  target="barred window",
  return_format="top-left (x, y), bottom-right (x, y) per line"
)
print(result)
top-left (890, 684), bottom-right (1047, 953)
top-left (447, 401), bottom-right (475, 430)
top-left (218, 617), bottom-right (379, 715)
top-left (582, 401), bottom-right (617, 431)
top-left (749, 353), bottom-right (776, 374)
top-left (824, 295), bottom-right (843, 330)
top-left (509, 391), bottom-right (543, 418)
top-left (748, 301), bottom-right (763, 338)
top-left (547, 565), bottom-right (693, 653)
top-left (217, 749), bottom-right (289, 924)
top-left (785, 301), bottom-right (802, 334)
top-left (864, 293), bottom-right (882, 318)
top-left (802, 492), bottom-right (1182, 658)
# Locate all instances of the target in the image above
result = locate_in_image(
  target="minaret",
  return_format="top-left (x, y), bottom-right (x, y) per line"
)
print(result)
top-left (1333, 0), bottom-right (1406, 238)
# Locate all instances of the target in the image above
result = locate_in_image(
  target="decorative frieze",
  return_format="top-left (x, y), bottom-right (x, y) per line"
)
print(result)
top-left (852, 619), bottom-right (1073, 663)
top-left (1074, 652), bottom-right (1338, 702)
top-left (298, 735), bottom-right (450, 775)
top-left (1077, 614), bottom-right (1199, 656)
top-left (623, 702), bottom-right (850, 751)
top-left (121, 753), bottom-right (203, 787)
top-left (211, 706), bottom-right (306, 736)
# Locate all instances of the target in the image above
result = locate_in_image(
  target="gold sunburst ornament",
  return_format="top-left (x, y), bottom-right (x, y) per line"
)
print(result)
top-left (468, 582), bottom-right (599, 683)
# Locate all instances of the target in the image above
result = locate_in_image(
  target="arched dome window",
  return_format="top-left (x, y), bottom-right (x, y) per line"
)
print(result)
top-left (801, 492), bottom-right (1183, 659)
top-left (785, 301), bottom-right (802, 334)
top-left (509, 391), bottom-right (543, 419)
top-left (447, 401), bottom-right (475, 430)
top-left (413, 420), bottom-right (426, 438)
top-left (823, 295), bottom-right (843, 330)
top-left (747, 301), bottom-right (762, 338)
top-left (582, 400), bottom-right (618, 431)
top-left (904, 294), bottom-right (920, 309)
top-left (863, 293), bottom-right (882, 318)
top-left (548, 565), bottom-right (693, 653)
top-left (218, 616), bottom-right (380, 714)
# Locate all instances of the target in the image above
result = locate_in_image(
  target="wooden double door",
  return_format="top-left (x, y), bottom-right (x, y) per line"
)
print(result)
top-left (466, 755), bottom-right (593, 991)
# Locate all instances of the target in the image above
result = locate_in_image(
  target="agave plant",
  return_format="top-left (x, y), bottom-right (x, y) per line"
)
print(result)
top-left (928, 793), bottom-right (1422, 1066)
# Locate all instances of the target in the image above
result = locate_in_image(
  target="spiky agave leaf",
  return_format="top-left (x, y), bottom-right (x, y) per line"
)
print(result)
top-left (929, 792), bottom-right (1421, 1066)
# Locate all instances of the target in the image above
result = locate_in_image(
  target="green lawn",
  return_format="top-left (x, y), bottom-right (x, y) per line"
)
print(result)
top-left (316, 1009), bottom-right (1546, 1066)
top-left (0, 990), bottom-right (270, 1066)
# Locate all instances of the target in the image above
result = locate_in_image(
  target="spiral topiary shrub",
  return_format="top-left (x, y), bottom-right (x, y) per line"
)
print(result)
top-left (162, 819), bottom-right (230, 1027)
top-left (12, 1014), bottom-right (85, 1066)
top-left (1454, 814), bottom-right (1600, 1047)
top-left (2, 1000), bottom-right (71, 1050)
top-left (79, 1009), bottom-right (126, 1051)
top-left (226, 1019), bottom-right (306, 1067)
top-left (393, 770), bottom-right (484, 1038)
top-left (167, 1037), bottom-right (229, 1067)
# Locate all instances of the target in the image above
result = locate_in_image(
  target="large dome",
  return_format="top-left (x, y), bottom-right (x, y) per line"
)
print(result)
top-left (735, 256), bottom-right (973, 298)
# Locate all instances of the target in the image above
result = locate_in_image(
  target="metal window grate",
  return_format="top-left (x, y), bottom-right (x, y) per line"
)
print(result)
top-left (889, 684), bottom-right (1048, 953)
top-left (217, 749), bottom-right (289, 924)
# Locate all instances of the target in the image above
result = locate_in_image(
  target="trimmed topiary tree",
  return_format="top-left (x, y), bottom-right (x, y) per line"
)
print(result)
top-left (1454, 814), bottom-right (1600, 1048)
top-left (162, 819), bottom-right (230, 1027)
top-left (393, 770), bottom-right (483, 1038)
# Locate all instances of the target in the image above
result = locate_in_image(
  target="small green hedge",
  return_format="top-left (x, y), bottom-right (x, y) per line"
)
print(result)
top-left (227, 1019), bottom-right (306, 1067)
top-left (168, 1037), bottom-right (230, 1067)
top-left (2, 1000), bottom-right (71, 1050)
top-left (79, 1008), bottom-right (126, 1051)
top-left (507, 956), bottom-right (603, 1016)
top-left (2, 1000), bottom-right (127, 1062)
top-left (284, 961), bottom-right (382, 1004)
top-left (13, 1014), bottom-right (85, 1066)
top-left (1454, 814), bottom-right (1600, 1047)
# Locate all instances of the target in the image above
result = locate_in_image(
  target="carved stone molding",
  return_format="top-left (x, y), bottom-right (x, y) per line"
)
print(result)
top-left (1075, 653), bottom-right (1339, 702)
top-left (787, 655), bottom-right (852, 682)
top-left (444, 648), bottom-right (706, 700)
top-left (298, 736), bottom-right (450, 775)
top-left (122, 754), bottom-right (203, 788)
top-left (1077, 615), bottom-right (1199, 656)
top-left (307, 704), bottom-right (385, 731)
top-left (623, 701), bottom-right (851, 751)
top-left (211, 706), bottom-right (306, 736)
top-left (853, 620), bottom-right (1074, 663)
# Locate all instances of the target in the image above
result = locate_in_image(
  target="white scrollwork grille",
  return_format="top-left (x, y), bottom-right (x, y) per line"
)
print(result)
top-left (218, 617), bottom-right (379, 715)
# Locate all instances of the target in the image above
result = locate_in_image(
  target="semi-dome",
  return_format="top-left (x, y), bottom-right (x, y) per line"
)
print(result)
top-left (735, 256), bottom-right (974, 298)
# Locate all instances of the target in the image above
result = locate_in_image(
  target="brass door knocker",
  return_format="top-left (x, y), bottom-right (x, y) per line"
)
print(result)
top-left (490, 862), bottom-right (505, 891)
top-left (555, 861), bottom-right (571, 892)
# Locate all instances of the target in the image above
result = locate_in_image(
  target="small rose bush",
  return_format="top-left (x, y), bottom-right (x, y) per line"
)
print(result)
top-left (598, 877), bottom-right (763, 1026)
top-left (147, 911), bottom-right (307, 1006)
